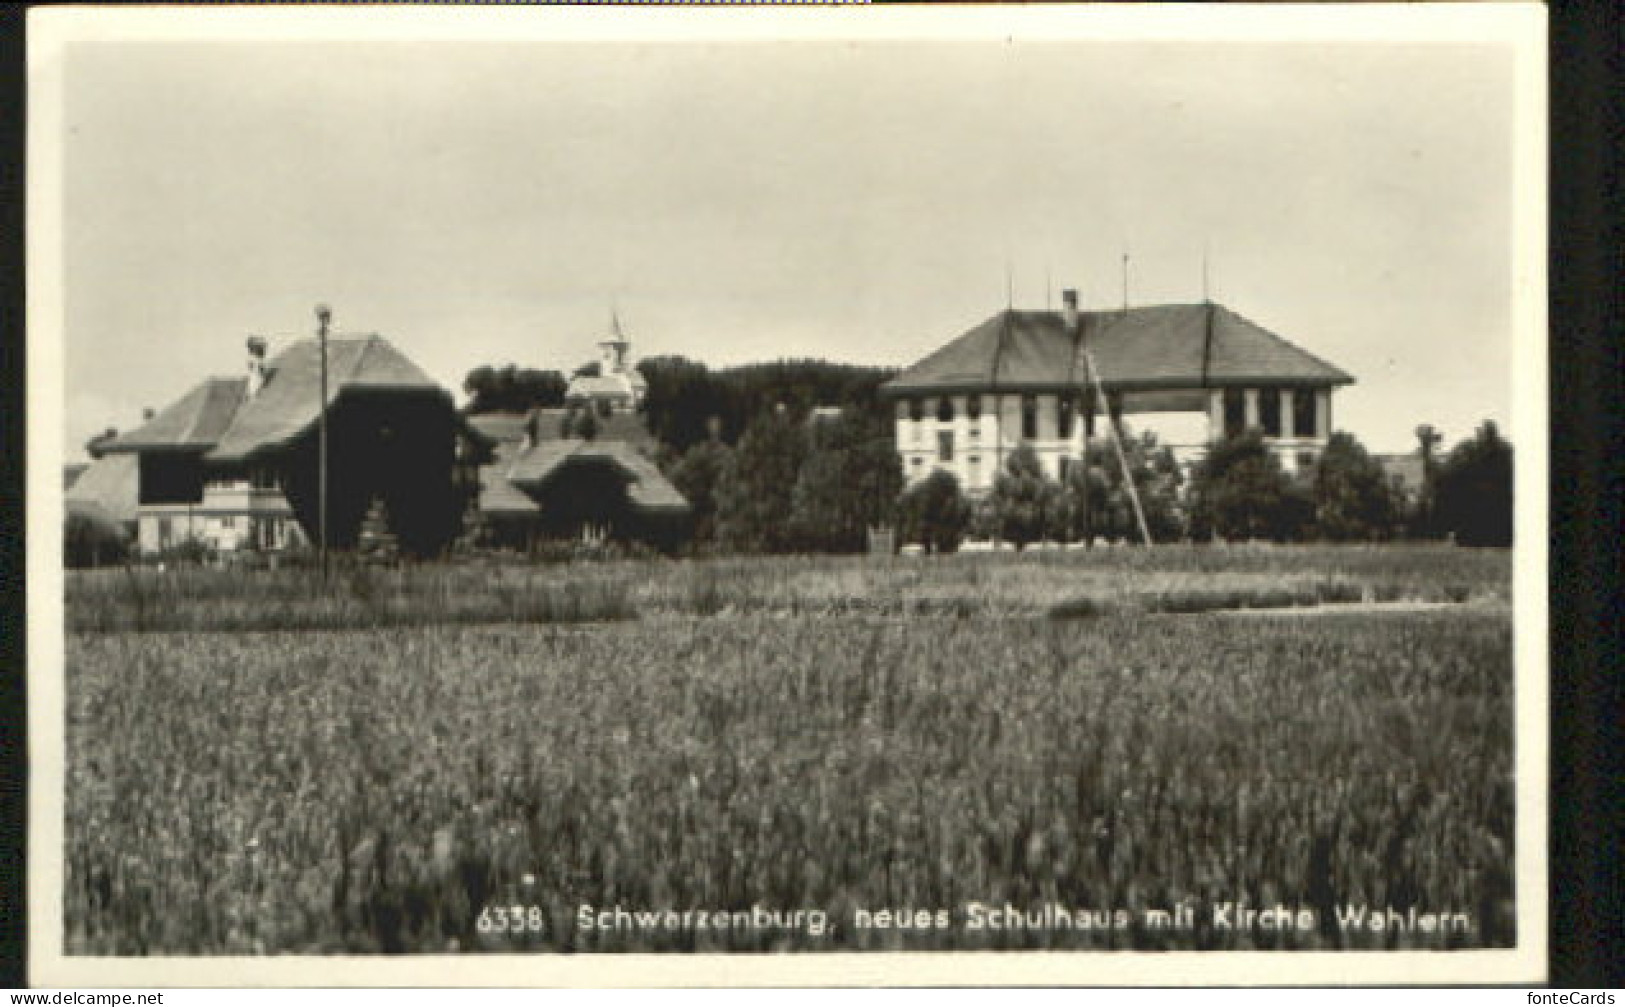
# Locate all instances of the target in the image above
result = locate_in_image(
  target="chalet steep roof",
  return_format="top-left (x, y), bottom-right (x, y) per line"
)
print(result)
top-left (468, 409), bottom-right (669, 516)
top-left (504, 439), bottom-right (690, 514)
top-left (65, 453), bottom-right (140, 526)
top-left (107, 378), bottom-right (247, 452)
top-left (882, 303), bottom-right (1353, 396)
top-left (105, 336), bottom-right (452, 462)
top-left (467, 408), bottom-right (656, 451)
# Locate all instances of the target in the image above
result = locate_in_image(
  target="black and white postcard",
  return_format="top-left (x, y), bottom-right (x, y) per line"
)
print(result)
top-left (27, 4), bottom-right (1548, 987)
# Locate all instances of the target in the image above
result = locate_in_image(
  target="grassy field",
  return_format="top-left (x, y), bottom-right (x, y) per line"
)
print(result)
top-left (64, 545), bottom-right (1515, 954)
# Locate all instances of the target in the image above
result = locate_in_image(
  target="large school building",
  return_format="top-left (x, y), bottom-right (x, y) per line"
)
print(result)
top-left (881, 291), bottom-right (1354, 493)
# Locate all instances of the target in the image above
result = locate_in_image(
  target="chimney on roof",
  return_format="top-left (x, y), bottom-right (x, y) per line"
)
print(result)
top-left (1061, 289), bottom-right (1080, 333)
top-left (246, 336), bottom-right (269, 398)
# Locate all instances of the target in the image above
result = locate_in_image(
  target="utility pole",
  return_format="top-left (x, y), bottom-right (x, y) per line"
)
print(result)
top-left (1080, 351), bottom-right (1093, 548)
top-left (316, 303), bottom-right (331, 578)
top-left (1121, 252), bottom-right (1130, 313)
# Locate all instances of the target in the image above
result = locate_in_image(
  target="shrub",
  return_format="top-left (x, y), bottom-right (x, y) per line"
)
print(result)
top-left (1313, 432), bottom-right (1399, 541)
top-left (1187, 430), bottom-right (1305, 542)
top-left (898, 469), bottom-right (971, 554)
top-left (63, 512), bottom-right (129, 569)
top-left (1434, 421), bottom-right (1513, 547)
top-left (987, 444), bottom-right (1062, 550)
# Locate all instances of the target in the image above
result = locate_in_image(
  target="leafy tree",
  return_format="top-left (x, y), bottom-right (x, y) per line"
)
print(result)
top-left (714, 409), bottom-right (810, 554)
top-left (1187, 429), bottom-right (1303, 542)
top-left (1413, 423), bottom-right (1445, 538)
top-left (1312, 432), bottom-right (1398, 541)
top-left (637, 356), bottom-right (729, 453)
top-left (988, 443), bottom-right (1063, 550)
top-left (575, 408), bottom-right (599, 442)
top-left (1116, 432), bottom-right (1186, 543)
top-left (637, 356), bottom-right (899, 457)
top-left (669, 439), bottom-right (733, 548)
top-left (64, 511), bottom-right (129, 568)
top-left (789, 408), bottom-right (902, 552)
top-left (1057, 433), bottom-right (1184, 545)
top-left (1434, 421), bottom-right (1513, 547)
top-left (463, 365), bottom-right (567, 414)
top-left (898, 469), bottom-right (971, 554)
top-left (551, 405), bottom-right (600, 441)
top-left (1053, 452), bottom-right (1108, 544)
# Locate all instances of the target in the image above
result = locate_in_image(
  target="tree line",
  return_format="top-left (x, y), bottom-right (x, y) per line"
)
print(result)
top-left (891, 421), bottom-right (1513, 553)
top-left (663, 415), bottom-right (1513, 556)
top-left (462, 355), bottom-right (1512, 553)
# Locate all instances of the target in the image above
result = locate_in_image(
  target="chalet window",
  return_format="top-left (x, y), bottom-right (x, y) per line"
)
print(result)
top-left (1058, 456), bottom-right (1073, 482)
top-left (938, 431), bottom-right (954, 462)
top-left (251, 467), bottom-right (278, 490)
top-left (1293, 390), bottom-right (1317, 439)
top-left (1259, 388), bottom-right (1282, 437)
top-left (158, 517), bottom-right (172, 547)
top-left (908, 398), bottom-right (925, 422)
top-left (937, 397), bottom-right (955, 423)
top-left (910, 457), bottom-right (924, 467)
top-left (1022, 395), bottom-right (1038, 440)
top-left (967, 395), bottom-right (982, 420)
top-left (1223, 388), bottom-right (1246, 438)
top-left (1058, 394), bottom-right (1076, 438)
top-left (222, 515), bottom-right (235, 530)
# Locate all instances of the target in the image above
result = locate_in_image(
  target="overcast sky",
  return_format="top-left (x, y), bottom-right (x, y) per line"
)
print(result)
top-left (59, 37), bottom-right (1518, 455)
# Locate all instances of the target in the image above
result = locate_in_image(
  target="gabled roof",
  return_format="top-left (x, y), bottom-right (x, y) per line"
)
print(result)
top-left (505, 439), bottom-right (690, 514)
top-left (566, 373), bottom-right (644, 400)
top-left (105, 336), bottom-right (452, 462)
top-left (468, 408), bottom-right (656, 451)
top-left (106, 378), bottom-right (247, 452)
top-left (209, 337), bottom-right (447, 462)
top-left (882, 303), bottom-right (1353, 396)
top-left (65, 453), bottom-right (140, 526)
top-left (476, 435), bottom-right (541, 516)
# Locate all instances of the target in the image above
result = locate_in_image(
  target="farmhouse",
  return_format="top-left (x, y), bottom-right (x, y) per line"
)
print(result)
top-left (881, 291), bottom-right (1354, 493)
top-left (103, 332), bottom-right (480, 557)
top-left (469, 406), bottom-right (689, 552)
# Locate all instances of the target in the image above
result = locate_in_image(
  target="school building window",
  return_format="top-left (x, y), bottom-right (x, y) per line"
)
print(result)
top-left (1260, 388), bottom-right (1282, 437)
top-left (1293, 390), bottom-right (1317, 439)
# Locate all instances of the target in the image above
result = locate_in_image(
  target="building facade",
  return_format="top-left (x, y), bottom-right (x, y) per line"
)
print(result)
top-left (105, 331), bottom-right (479, 557)
top-left (565, 314), bottom-right (648, 411)
top-left (882, 293), bottom-right (1354, 494)
top-left (134, 466), bottom-right (306, 555)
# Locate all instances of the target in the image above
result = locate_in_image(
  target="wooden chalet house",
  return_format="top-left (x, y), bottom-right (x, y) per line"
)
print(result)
top-left (103, 333), bottom-right (485, 557)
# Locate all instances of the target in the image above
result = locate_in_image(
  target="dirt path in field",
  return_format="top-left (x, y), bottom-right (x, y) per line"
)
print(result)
top-left (1217, 598), bottom-right (1510, 617)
